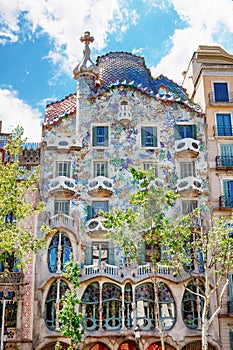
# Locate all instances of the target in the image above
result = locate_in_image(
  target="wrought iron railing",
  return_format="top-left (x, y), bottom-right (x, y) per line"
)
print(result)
top-left (216, 156), bottom-right (233, 167)
top-left (213, 126), bottom-right (233, 136)
top-left (209, 92), bottom-right (233, 104)
top-left (219, 196), bottom-right (233, 208)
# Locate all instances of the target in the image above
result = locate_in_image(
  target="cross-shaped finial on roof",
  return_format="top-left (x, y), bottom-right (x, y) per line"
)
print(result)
top-left (80, 31), bottom-right (94, 45)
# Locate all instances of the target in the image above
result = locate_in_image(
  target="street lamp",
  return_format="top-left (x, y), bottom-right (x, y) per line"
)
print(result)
top-left (134, 324), bottom-right (142, 340)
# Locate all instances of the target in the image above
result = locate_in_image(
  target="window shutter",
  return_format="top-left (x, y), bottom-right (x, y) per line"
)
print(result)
top-left (108, 241), bottom-right (115, 265)
top-left (85, 241), bottom-right (93, 265)
top-left (87, 205), bottom-right (93, 220)
top-left (191, 125), bottom-right (197, 139)
top-left (174, 124), bottom-right (180, 140)
top-left (153, 127), bottom-right (157, 147)
top-left (141, 127), bottom-right (146, 147)
top-left (104, 126), bottom-right (109, 147)
top-left (92, 126), bottom-right (97, 147)
top-left (138, 242), bottom-right (146, 264)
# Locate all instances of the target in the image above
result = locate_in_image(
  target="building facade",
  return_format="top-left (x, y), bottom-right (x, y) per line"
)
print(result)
top-left (30, 32), bottom-right (225, 350)
top-left (0, 122), bottom-right (41, 350)
top-left (182, 45), bottom-right (233, 350)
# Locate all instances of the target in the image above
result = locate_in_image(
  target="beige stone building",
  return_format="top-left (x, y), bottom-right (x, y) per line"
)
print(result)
top-left (182, 45), bottom-right (233, 350)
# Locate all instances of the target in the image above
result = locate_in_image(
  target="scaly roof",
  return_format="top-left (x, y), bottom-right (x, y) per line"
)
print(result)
top-left (44, 52), bottom-right (201, 126)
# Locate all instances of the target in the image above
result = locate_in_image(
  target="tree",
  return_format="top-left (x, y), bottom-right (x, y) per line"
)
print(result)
top-left (167, 209), bottom-right (233, 350)
top-left (0, 126), bottom-right (46, 270)
top-left (57, 255), bottom-right (84, 350)
top-left (103, 166), bottom-right (179, 350)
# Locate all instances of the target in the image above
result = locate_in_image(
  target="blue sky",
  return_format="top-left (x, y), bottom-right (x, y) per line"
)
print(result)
top-left (0, 0), bottom-right (233, 141)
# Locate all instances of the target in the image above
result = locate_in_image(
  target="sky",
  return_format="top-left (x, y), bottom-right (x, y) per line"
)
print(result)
top-left (0, 0), bottom-right (233, 142)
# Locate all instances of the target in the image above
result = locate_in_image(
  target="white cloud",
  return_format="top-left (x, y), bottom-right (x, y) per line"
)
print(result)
top-left (0, 0), bottom-right (136, 75)
top-left (151, 0), bottom-right (233, 83)
top-left (0, 87), bottom-right (42, 142)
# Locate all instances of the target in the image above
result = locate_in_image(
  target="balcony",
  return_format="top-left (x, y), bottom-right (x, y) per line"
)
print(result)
top-left (174, 138), bottom-right (200, 157)
top-left (86, 216), bottom-right (107, 233)
top-left (48, 176), bottom-right (76, 195)
top-left (213, 126), bottom-right (233, 137)
top-left (219, 196), bottom-right (233, 209)
top-left (88, 176), bottom-right (114, 197)
top-left (45, 136), bottom-right (82, 151)
top-left (177, 176), bottom-right (202, 196)
top-left (49, 213), bottom-right (77, 234)
top-left (0, 272), bottom-right (24, 285)
top-left (216, 156), bottom-right (233, 168)
top-left (209, 92), bottom-right (233, 105)
top-left (80, 262), bottom-right (177, 283)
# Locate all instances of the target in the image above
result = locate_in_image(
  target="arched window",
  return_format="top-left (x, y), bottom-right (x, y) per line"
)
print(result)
top-left (45, 279), bottom-right (69, 330)
top-left (0, 291), bottom-right (17, 328)
top-left (119, 101), bottom-right (130, 118)
top-left (48, 232), bottom-right (72, 273)
top-left (158, 283), bottom-right (176, 330)
top-left (81, 282), bottom-right (100, 331)
top-left (135, 283), bottom-right (155, 330)
top-left (182, 280), bottom-right (204, 329)
top-left (102, 283), bottom-right (122, 330)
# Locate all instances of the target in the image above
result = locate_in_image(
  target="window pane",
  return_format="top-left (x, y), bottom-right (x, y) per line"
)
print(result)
top-left (56, 162), bottom-right (71, 177)
top-left (143, 163), bottom-right (158, 176)
top-left (177, 125), bottom-right (196, 139)
top-left (180, 162), bottom-right (195, 178)
top-left (92, 201), bottom-right (108, 216)
top-left (94, 162), bottom-right (108, 177)
top-left (141, 127), bottom-right (157, 147)
top-left (54, 200), bottom-right (70, 215)
top-left (214, 82), bottom-right (229, 102)
top-left (217, 113), bottom-right (232, 136)
top-left (182, 200), bottom-right (198, 214)
top-left (92, 126), bottom-right (109, 147)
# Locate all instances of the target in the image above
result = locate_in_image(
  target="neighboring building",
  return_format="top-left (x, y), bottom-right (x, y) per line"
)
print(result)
top-left (182, 45), bottom-right (233, 350)
top-left (32, 32), bottom-right (219, 350)
top-left (0, 122), bottom-right (41, 350)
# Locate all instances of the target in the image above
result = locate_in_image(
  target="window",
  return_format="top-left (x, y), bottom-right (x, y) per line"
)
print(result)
top-left (214, 82), bottom-right (229, 102)
top-left (102, 283), bottom-right (122, 330)
top-left (81, 282), bottom-right (100, 331)
top-left (141, 126), bottom-right (157, 147)
top-left (158, 283), bottom-right (176, 330)
top-left (119, 101), bottom-right (131, 118)
top-left (45, 279), bottom-right (69, 330)
top-left (223, 180), bottom-right (233, 207)
top-left (92, 126), bottom-right (109, 147)
top-left (135, 283), bottom-right (155, 330)
top-left (220, 144), bottom-right (233, 166)
top-left (180, 162), bottom-right (195, 178)
top-left (182, 200), bottom-right (198, 215)
top-left (94, 161), bottom-right (108, 177)
top-left (87, 201), bottom-right (108, 220)
top-left (56, 162), bottom-right (71, 177)
top-left (54, 200), bottom-right (70, 215)
top-left (143, 162), bottom-right (158, 177)
top-left (174, 124), bottom-right (197, 140)
top-left (182, 280), bottom-right (204, 329)
top-left (48, 232), bottom-right (72, 273)
top-left (85, 241), bottom-right (115, 266)
top-left (0, 292), bottom-right (17, 328)
top-left (216, 113), bottom-right (232, 136)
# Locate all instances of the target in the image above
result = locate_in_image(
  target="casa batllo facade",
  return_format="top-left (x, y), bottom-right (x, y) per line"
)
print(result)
top-left (31, 31), bottom-right (216, 350)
